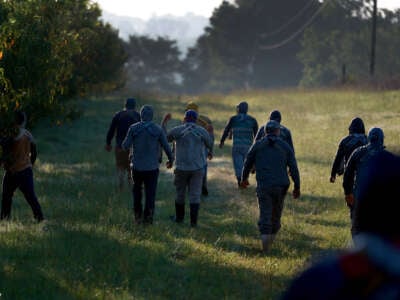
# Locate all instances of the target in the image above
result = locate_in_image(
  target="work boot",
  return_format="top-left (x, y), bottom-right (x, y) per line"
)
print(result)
top-left (143, 214), bottom-right (153, 225)
top-left (170, 203), bottom-right (185, 223)
top-left (190, 203), bottom-right (200, 227)
top-left (260, 234), bottom-right (275, 253)
top-left (134, 212), bottom-right (142, 224)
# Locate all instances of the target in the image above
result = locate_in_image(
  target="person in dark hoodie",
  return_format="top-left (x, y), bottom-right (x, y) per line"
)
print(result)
top-left (343, 127), bottom-right (386, 237)
top-left (105, 98), bottom-right (141, 190)
top-left (219, 101), bottom-right (258, 187)
top-left (330, 117), bottom-right (367, 183)
top-left (282, 150), bottom-right (400, 300)
top-left (165, 109), bottom-right (213, 227)
top-left (241, 120), bottom-right (300, 252)
top-left (255, 110), bottom-right (294, 152)
top-left (122, 105), bottom-right (174, 224)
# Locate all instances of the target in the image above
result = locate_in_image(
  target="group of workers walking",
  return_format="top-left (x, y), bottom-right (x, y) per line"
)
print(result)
top-left (104, 98), bottom-right (301, 252)
top-left (0, 99), bottom-right (394, 249)
top-left (1, 97), bottom-right (400, 298)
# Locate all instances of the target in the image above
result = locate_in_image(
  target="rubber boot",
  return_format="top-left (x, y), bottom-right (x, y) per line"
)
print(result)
top-left (190, 203), bottom-right (200, 227)
top-left (171, 203), bottom-right (185, 223)
top-left (260, 234), bottom-right (275, 253)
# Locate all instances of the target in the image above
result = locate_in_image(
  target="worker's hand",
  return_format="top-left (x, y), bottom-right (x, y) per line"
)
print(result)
top-left (207, 152), bottom-right (213, 160)
top-left (292, 188), bottom-right (300, 199)
top-left (239, 179), bottom-right (249, 189)
top-left (162, 113), bottom-right (172, 126)
top-left (219, 141), bottom-right (224, 149)
top-left (105, 144), bottom-right (112, 152)
top-left (166, 160), bottom-right (173, 169)
top-left (330, 176), bottom-right (336, 183)
top-left (345, 194), bottom-right (354, 206)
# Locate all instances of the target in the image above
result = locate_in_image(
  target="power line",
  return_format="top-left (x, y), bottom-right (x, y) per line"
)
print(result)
top-left (259, 0), bottom-right (318, 39)
top-left (259, 0), bottom-right (330, 50)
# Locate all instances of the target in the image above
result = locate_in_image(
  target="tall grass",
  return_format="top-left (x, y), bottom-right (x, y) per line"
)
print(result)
top-left (0, 89), bottom-right (399, 299)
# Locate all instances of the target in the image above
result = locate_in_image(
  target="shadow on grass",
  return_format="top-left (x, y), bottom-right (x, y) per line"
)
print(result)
top-left (0, 224), bottom-right (289, 300)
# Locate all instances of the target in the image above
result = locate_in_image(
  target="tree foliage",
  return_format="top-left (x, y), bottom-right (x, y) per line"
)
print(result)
top-left (181, 0), bottom-right (400, 92)
top-left (0, 0), bottom-right (126, 130)
top-left (124, 35), bottom-right (182, 93)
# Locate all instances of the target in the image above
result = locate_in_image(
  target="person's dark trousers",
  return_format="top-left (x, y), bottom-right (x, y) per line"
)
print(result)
top-left (132, 169), bottom-right (159, 224)
top-left (1, 167), bottom-right (44, 221)
top-left (190, 203), bottom-right (200, 227)
top-left (174, 202), bottom-right (185, 223)
top-left (202, 164), bottom-right (208, 196)
top-left (256, 185), bottom-right (288, 234)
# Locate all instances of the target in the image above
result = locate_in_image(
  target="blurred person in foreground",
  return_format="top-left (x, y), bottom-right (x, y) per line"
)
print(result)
top-left (1, 111), bottom-right (44, 222)
top-left (219, 101), bottom-right (258, 187)
top-left (164, 109), bottom-right (212, 227)
top-left (282, 150), bottom-right (400, 300)
top-left (343, 127), bottom-right (386, 238)
top-left (122, 105), bottom-right (173, 224)
top-left (241, 120), bottom-right (300, 253)
top-left (105, 98), bottom-right (140, 190)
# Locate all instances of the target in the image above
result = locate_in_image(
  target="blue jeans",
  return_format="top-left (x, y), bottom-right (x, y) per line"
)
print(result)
top-left (1, 167), bottom-right (44, 221)
top-left (256, 185), bottom-right (288, 234)
top-left (131, 169), bottom-right (159, 223)
top-left (232, 145), bottom-right (250, 180)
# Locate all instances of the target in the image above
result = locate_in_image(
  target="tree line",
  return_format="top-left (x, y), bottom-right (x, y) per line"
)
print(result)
top-left (124, 0), bottom-right (400, 93)
top-left (1, 0), bottom-right (400, 133)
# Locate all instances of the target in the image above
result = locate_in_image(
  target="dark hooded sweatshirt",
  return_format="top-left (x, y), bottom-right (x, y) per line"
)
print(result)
top-left (331, 118), bottom-right (367, 177)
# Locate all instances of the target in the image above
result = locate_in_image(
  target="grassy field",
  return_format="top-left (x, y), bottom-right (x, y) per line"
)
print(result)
top-left (1, 89), bottom-right (399, 299)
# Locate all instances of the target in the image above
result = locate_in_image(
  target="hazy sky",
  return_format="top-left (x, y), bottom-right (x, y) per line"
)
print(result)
top-left (94, 0), bottom-right (400, 19)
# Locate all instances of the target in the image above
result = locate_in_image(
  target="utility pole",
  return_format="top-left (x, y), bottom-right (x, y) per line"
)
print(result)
top-left (370, 0), bottom-right (377, 76)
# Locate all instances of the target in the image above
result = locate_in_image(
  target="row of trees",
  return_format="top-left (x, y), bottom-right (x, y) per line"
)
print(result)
top-left (0, 0), bottom-right (125, 133)
top-left (123, 0), bottom-right (400, 93)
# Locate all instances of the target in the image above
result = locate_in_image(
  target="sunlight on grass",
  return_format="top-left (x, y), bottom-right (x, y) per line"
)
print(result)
top-left (1, 89), bottom-right (399, 299)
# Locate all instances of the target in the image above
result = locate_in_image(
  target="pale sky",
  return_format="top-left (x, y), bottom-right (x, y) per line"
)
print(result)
top-left (94, 0), bottom-right (400, 19)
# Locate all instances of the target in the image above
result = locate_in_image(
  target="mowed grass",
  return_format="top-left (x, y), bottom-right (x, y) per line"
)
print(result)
top-left (0, 89), bottom-right (399, 299)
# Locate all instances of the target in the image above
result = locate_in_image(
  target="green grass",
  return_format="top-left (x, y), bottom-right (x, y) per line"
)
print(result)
top-left (1, 89), bottom-right (400, 299)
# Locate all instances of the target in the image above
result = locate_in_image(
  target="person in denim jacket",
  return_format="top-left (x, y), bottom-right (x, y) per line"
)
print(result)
top-left (122, 105), bottom-right (173, 224)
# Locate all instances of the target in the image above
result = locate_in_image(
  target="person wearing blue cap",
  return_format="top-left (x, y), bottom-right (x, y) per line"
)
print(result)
top-left (343, 127), bottom-right (387, 238)
top-left (164, 109), bottom-right (213, 227)
top-left (105, 98), bottom-right (140, 190)
top-left (219, 101), bottom-right (258, 187)
top-left (241, 120), bottom-right (300, 253)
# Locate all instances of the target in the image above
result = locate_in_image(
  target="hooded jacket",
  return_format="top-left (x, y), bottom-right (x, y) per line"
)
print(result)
top-left (122, 105), bottom-right (173, 171)
top-left (167, 122), bottom-right (212, 171)
top-left (331, 118), bottom-right (367, 177)
top-left (343, 128), bottom-right (385, 196)
top-left (242, 133), bottom-right (300, 189)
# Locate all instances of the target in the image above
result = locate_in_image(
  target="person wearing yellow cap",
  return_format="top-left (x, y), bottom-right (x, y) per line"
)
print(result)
top-left (185, 101), bottom-right (214, 196)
